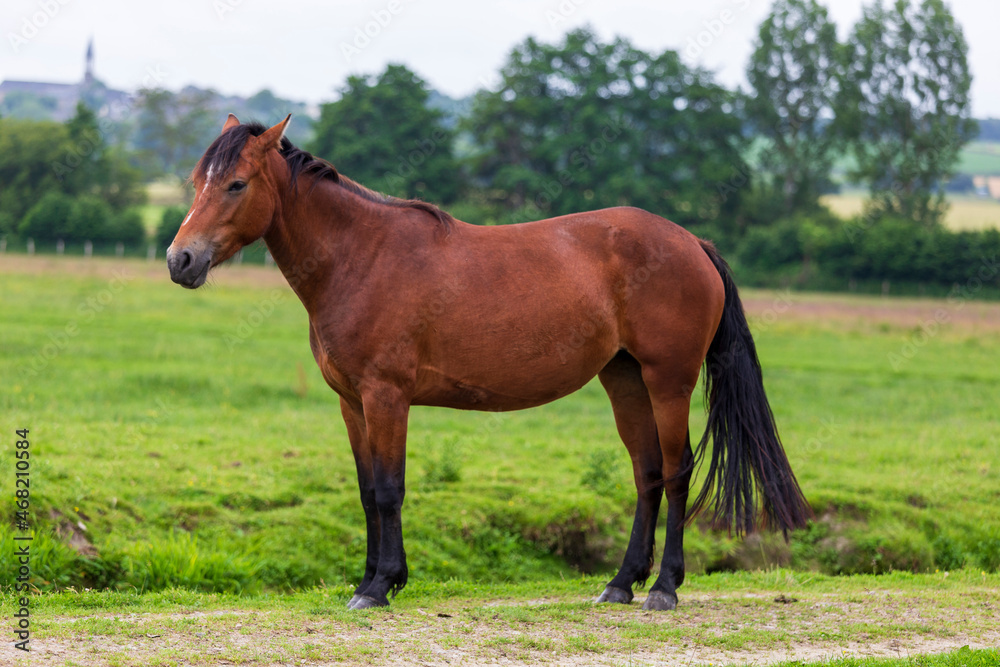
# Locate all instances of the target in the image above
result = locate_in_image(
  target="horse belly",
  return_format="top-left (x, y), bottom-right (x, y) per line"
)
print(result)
top-left (412, 315), bottom-right (618, 411)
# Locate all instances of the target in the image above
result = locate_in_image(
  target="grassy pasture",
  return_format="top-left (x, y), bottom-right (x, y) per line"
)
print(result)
top-left (2, 255), bottom-right (1000, 664)
top-left (2, 254), bottom-right (1000, 592)
top-left (959, 141), bottom-right (1000, 174)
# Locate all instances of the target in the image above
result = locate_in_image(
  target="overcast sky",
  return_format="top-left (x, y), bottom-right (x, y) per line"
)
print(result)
top-left (2, 0), bottom-right (999, 117)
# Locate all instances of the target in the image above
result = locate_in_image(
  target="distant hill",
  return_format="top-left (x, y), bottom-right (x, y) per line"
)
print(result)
top-left (977, 118), bottom-right (1000, 142)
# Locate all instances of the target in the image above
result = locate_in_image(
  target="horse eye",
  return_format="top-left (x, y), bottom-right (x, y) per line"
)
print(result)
top-left (228, 181), bottom-right (247, 193)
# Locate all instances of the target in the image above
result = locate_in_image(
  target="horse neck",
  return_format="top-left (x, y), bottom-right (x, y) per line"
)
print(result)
top-left (261, 175), bottom-right (388, 311)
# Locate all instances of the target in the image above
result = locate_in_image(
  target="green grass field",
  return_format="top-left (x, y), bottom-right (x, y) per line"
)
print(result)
top-left (2, 256), bottom-right (999, 665)
top-left (959, 141), bottom-right (1000, 174)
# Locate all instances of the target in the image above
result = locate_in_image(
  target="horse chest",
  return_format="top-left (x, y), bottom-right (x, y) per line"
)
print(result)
top-left (308, 322), bottom-right (361, 399)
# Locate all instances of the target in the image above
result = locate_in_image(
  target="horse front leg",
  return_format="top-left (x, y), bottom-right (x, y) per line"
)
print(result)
top-left (340, 397), bottom-right (380, 608)
top-left (349, 383), bottom-right (410, 609)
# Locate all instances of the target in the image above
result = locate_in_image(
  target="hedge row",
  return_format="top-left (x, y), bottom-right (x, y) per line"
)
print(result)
top-left (734, 214), bottom-right (1000, 293)
top-left (15, 192), bottom-right (144, 245)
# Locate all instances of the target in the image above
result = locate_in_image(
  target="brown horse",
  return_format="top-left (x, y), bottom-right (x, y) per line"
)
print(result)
top-left (167, 114), bottom-right (811, 610)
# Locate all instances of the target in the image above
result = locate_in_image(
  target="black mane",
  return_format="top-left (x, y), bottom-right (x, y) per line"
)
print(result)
top-left (194, 121), bottom-right (453, 229)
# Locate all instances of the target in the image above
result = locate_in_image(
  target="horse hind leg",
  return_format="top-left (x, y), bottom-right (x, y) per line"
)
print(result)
top-left (595, 352), bottom-right (664, 605)
top-left (640, 366), bottom-right (699, 611)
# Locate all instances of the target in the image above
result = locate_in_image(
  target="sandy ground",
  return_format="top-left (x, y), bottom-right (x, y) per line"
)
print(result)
top-left (3, 589), bottom-right (997, 667)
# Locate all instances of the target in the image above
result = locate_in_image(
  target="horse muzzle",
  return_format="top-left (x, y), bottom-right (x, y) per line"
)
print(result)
top-left (167, 245), bottom-right (213, 289)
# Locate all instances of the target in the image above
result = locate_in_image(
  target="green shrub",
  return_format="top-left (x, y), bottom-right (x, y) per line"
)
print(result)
top-left (67, 195), bottom-right (114, 241)
top-left (797, 217), bottom-right (1000, 291)
top-left (0, 210), bottom-right (16, 236)
top-left (156, 205), bottom-right (187, 249)
top-left (443, 200), bottom-right (501, 226)
top-left (18, 191), bottom-right (75, 241)
top-left (107, 208), bottom-right (146, 246)
top-left (736, 219), bottom-right (804, 271)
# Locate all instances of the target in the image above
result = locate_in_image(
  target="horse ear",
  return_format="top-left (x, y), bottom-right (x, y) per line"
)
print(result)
top-left (221, 113), bottom-right (240, 134)
top-left (257, 114), bottom-right (292, 153)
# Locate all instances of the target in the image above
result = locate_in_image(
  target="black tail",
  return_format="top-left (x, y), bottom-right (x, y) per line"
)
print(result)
top-left (689, 241), bottom-right (812, 536)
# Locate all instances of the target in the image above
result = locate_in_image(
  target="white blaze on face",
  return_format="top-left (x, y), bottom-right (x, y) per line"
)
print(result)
top-left (204, 163), bottom-right (216, 192)
top-left (182, 162), bottom-right (217, 227)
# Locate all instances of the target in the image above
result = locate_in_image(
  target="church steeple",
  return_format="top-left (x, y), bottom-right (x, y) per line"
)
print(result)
top-left (84, 38), bottom-right (94, 84)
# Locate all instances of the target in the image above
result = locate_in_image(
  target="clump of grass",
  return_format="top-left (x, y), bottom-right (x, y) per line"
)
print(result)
top-left (217, 490), bottom-right (303, 512)
top-left (0, 524), bottom-right (85, 591)
top-left (971, 530), bottom-right (1000, 571)
top-left (120, 530), bottom-right (263, 593)
top-left (421, 436), bottom-right (463, 485)
top-left (769, 646), bottom-right (999, 667)
top-left (932, 533), bottom-right (967, 570)
top-left (581, 447), bottom-right (627, 499)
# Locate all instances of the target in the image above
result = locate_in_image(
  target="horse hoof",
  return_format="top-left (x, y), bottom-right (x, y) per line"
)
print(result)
top-left (595, 586), bottom-right (633, 604)
top-left (349, 595), bottom-right (387, 610)
top-left (642, 590), bottom-right (678, 611)
top-left (347, 594), bottom-right (363, 609)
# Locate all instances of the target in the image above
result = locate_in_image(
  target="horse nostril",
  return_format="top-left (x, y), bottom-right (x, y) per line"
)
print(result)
top-left (178, 249), bottom-right (193, 272)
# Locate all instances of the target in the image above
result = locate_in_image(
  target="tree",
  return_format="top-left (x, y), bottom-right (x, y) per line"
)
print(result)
top-left (464, 28), bottom-right (749, 236)
top-left (0, 118), bottom-right (72, 224)
top-left (1, 107), bottom-right (144, 240)
top-left (310, 64), bottom-right (461, 204)
top-left (840, 0), bottom-right (977, 227)
top-left (0, 90), bottom-right (59, 120)
top-left (133, 88), bottom-right (219, 179)
top-left (238, 90), bottom-right (313, 145)
top-left (746, 0), bottom-right (841, 216)
top-left (54, 103), bottom-right (145, 211)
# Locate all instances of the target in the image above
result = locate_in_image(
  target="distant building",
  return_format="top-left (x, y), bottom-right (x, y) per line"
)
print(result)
top-left (84, 37), bottom-right (95, 85)
top-left (0, 39), bottom-right (130, 121)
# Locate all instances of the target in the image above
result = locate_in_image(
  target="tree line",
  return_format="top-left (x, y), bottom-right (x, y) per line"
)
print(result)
top-left (0, 104), bottom-right (146, 246)
top-left (1, 0), bottom-right (996, 293)
top-left (302, 0), bottom-right (994, 293)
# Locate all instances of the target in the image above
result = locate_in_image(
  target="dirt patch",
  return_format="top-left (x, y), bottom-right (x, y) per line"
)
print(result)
top-left (742, 290), bottom-right (1000, 333)
top-left (4, 588), bottom-right (997, 667)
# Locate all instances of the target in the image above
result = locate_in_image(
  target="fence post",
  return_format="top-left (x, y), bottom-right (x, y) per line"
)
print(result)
top-left (27, 238), bottom-right (35, 255)
top-left (116, 242), bottom-right (124, 258)
top-left (84, 240), bottom-right (93, 258)
top-left (147, 244), bottom-right (156, 262)
top-left (57, 239), bottom-right (65, 255)
top-left (1, 237), bottom-right (7, 253)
